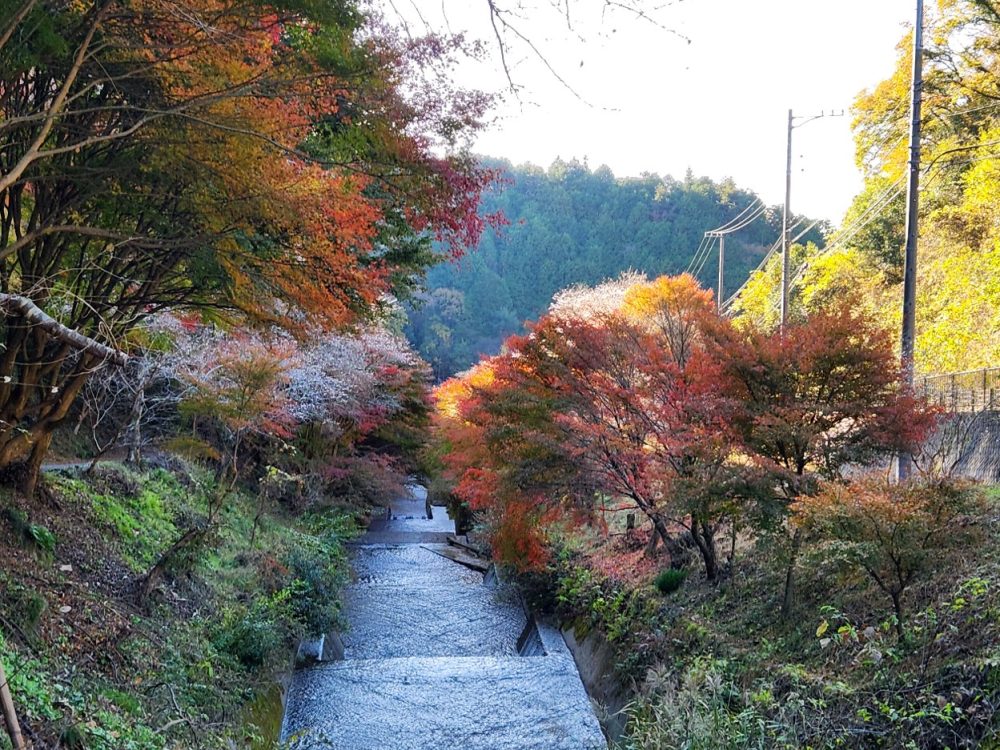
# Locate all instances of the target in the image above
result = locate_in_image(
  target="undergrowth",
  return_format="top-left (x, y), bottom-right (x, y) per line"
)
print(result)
top-left (524, 486), bottom-right (1000, 749)
top-left (0, 460), bottom-right (360, 749)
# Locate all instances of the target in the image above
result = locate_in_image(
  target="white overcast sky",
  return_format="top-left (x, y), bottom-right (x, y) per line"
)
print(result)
top-left (401, 0), bottom-right (917, 223)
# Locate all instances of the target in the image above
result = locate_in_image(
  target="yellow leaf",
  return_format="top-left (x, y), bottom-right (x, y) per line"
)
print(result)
top-left (816, 619), bottom-right (829, 638)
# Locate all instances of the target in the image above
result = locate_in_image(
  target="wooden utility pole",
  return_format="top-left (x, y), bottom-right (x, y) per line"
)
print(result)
top-left (898, 0), bottom-right (924, 481)
top-left (780, 108), bottom-right (793, 332)
top-left (778, 109), bottom-right (844, 329)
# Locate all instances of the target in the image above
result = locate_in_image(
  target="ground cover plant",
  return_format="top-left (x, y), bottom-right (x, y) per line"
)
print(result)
top-left (0, 461), bottom-right (361, 749)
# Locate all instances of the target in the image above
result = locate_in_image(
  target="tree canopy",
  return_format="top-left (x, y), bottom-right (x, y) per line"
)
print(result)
top-left (0, 0), bottom-right (497, 491)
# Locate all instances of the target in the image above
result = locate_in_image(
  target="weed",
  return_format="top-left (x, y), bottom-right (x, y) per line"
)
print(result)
top-left (653, 568), bottom-right (688, 595)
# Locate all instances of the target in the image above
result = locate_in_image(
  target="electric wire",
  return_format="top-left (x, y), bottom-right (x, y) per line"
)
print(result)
top-left (709, 204), bottom-right (769, 236)
top-left (683, 234), bottom-right (711, 275)
top-left (684, 199), bottom-right (763, 275)
top-left (707, 197), bottom-right (762, 234)
top-left (691, 236), bottom-right (718, 280)
top-left (720, 218), bottom-right (816, 311)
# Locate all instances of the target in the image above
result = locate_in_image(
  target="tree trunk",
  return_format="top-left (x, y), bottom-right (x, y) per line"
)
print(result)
top-left (781, 528), bottom-right (803, 620)
top-left (125, 383), bottom-right (146, 466)
top-left (692, 518), bottom-right (719, 581)
top-left (19, 433), bottom-right (52, 498)
top-left (644, 526), bottom-right (660, 556)
top-left (0, 654), bottom-right (26, 750)
top-left (891, 590), bottom-right (906, 640)
top-left (139, 525), bottom-right (207, 603)
top-left (0, 360), bottom-right (93, 491)
top-left (645, 514), bottom-right (674, 558)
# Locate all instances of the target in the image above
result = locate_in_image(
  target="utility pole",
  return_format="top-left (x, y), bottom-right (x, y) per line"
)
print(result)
top-left (781, 108), bottom-right (793, 332)
top-left (779, 109), bottom-right (844, 330)
top-left (717, 234), bottom-right (725, 312)
top-left (898, 0), bottom-right (924, 481)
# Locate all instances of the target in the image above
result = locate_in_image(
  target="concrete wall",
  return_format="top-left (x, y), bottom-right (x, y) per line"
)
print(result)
top-left (918, 410), bottom-right (1000, 482)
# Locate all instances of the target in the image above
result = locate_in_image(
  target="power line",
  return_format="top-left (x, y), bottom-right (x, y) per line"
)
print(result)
top-left (685, 199), bottom-right (768, 272)
top-left (720, 218), bottom-right (812, 311)
top-left (707, 198), bottom-right (763, 234)
top-left (684, 234), bottom-right (711, 275)
top-left (707, 204), bottom-right (769, 236)
top-left (684, 199), bottom-right (763, 276)
top-left (692, 236), bottom-right (718, 279)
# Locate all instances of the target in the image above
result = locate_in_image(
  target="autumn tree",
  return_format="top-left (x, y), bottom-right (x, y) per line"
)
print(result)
top-left (434, 275), bottom-right (747, 580)
top-left (283, 326), bottom-right (432, 508)
top-left (137, 328), bottom-right (297, 600)
top-left (622, 273), bottom-right (719, 364)
top-left (0, 0), bottom-right (498, 494)
top-left (809, 0), bottom-right (1000, 373)
top-left (432, 360), bottom-right (556, 567)
top-left (718, 304), bottom-right (937, 614)
top-left (794, 478), bottom-right (985, 639)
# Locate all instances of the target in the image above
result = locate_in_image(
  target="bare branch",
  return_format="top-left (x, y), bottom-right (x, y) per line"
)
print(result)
top-left (0, 0), bottom-right (37, 54)
top-left (0, 294), bottom-right (127, 366)
top-left (0, 2), bottom-right (106, 195)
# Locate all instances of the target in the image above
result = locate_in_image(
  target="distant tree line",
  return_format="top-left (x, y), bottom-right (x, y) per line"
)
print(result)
top-left (405, 158), bottom-right (827, 379)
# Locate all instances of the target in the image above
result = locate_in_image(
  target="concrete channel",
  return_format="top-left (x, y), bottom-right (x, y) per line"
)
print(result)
top-left (280, 486), bottom-right (607, 749)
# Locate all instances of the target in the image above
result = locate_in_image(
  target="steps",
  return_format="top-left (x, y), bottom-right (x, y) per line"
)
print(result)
top-left (282, 655), bottom-right (606, 750)
top-left (281, 487), bottom-right (607, 749)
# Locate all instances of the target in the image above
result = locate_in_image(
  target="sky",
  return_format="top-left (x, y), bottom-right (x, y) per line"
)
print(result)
top-left (401, 0), bottom-right (918, 224)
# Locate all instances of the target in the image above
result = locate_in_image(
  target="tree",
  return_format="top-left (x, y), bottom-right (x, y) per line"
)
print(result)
top-left (387, 1), bottom-right (683, 97)
top-left (433, 275), bottom-right (747, 580)
top-left (718, 304), bottom-right (938, 614)
top-left (0, 0), bottom-right (498, 494)
top-left (138, 328), bottom-right (297, 600)
top-left (829, 0), bottom-right (1000, 374)
top-left (794, 478), bottom-right (985, 639)
top-left (622, 272), bottom-right (718, 367)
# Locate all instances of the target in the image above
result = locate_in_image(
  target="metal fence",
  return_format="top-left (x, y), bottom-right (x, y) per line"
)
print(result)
top-left (919, 367), bottom-right (1000, 413)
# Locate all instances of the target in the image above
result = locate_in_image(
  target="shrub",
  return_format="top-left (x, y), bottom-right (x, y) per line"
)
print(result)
top-left (653, 568), bottom-right (688, 595)
top-left (213, 592), bottom-right (291, 669)
top-left (284, 544), bottom-right (346, 637)
top-left (3, 507), bottom-right (56, 555)
top-left (793, 477), bottom-right (986, 638)
top-left (2, 583), bottom-right (47, 638)
top-left (90, 464), bottom-right (141, 498)
top-left (25, 521), bottom-right (56, 554)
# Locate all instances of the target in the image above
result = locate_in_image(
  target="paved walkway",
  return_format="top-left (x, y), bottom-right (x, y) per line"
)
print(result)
top-left (281, 485), bottom-right (606, 749)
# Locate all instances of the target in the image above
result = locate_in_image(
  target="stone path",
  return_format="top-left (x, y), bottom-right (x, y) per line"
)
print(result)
top-left (281, 486), bottom-right (607, 750)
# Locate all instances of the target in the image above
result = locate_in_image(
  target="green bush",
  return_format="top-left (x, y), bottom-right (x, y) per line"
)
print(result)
top-left (284, 546), bottom-right (344, 638)
top-left (214, 588), bottom-right (294, 668)
top-left (653, 568), bottom-right (687, 595)
top-left (214, 608), bottom-right (285, 669)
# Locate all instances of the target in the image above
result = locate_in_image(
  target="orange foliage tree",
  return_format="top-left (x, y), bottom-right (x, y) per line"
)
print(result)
top-left (0, 0), bottom-right (499, 492)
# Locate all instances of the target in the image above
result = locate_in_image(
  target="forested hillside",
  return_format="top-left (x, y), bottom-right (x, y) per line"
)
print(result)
top-left (405, 159), bottom-right (826, 378)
